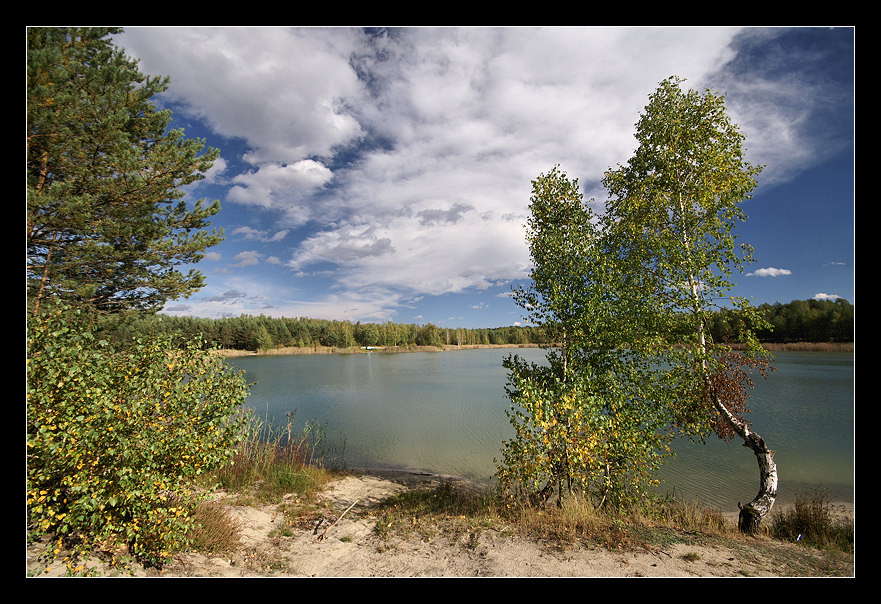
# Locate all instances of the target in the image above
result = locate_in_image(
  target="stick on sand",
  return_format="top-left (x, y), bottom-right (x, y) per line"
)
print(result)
top-left (315, 500), bottom-right (359, 542)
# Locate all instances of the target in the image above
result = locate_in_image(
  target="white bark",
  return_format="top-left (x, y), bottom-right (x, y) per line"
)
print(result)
top-left (713, 391), bottom-right (778, 533)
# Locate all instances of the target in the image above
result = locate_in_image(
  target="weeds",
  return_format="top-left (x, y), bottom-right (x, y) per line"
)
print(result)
top-left (188, 500), bottom-right (242, 554)
top-left (771, 488), bottom-right (854, 553)
top-left (190, 411), bottom-right (342, 553)
top-left (207, 411), bottom-right (339, 504)
top-left (372, 481), bottom-right (502, 541)
top-left (369, 480), bottom-right (743, 555)
top-left (636, 496), bottom-right (730, 535)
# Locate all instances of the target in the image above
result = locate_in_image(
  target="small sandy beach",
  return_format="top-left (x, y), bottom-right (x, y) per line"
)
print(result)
top-left (28, 469), bottom-right (854, 578)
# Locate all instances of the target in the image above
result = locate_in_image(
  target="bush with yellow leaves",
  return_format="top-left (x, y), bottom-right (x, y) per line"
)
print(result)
top-left (27, 308), bottom-right (250, 572)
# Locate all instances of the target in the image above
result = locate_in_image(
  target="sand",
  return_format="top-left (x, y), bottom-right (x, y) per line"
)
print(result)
top-left (27, 470), bottom-right (854, 578)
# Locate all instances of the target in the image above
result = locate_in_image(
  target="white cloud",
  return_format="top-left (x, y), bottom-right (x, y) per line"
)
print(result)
top-left (230, 250), bottom-right (263, 267)
top-left (207, 289), bottom-right (247, 303)
top-left (201, 155), bottom-right (228, 185)
top-left (226, 160), bottom-right (334, 222)
top-left (289, 226), bottom-right (395, 268)
top-left (231, 226), bottom-right (289, 242)
top-left (813, 293), bottom-right (841, 301)
top-left (166, 275), bottom-right (411, 323)
top-left (119, 26), bottom-right (849, 317)
top-left (747, 267), bottom-right (792, 277)
top-left (117, 27), bottom-right (366, 162)
top-left (269, 27), bottom-right (747, 297)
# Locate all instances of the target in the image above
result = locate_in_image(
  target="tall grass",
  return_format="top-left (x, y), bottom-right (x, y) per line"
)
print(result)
top-left (771, 488), bottom-right (854, 553)
top-left (187, 412), bottom-right (343, 554)
top-left (188, 500), bottom-right (243, 554)
top-left (208, 411), bottom-right (341, 503)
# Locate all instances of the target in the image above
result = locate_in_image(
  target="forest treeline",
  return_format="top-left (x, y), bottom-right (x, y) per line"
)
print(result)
top-left (99, 297), bottom-right (854, 353)
top-left (709, 297), bottom-right (853, 345)
top-left (101, 311), bottom-right (546, 351)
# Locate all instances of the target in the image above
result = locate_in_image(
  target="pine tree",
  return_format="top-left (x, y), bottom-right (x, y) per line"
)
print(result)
top-left (27, 27), bottom-right (223, 316)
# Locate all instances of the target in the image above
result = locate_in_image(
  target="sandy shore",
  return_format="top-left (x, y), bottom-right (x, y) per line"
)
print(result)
top-left (27, 469), bottom-right (854, 578)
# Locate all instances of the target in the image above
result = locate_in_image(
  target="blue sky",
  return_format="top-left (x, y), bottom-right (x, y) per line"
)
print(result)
top-left (114, 26), bottom-right (854, 329)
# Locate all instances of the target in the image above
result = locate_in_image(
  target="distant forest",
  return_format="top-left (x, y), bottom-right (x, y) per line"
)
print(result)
top-left (709, 298), bottom-right (853, 345)
top-left (99, 298), bottom-right (853, 353)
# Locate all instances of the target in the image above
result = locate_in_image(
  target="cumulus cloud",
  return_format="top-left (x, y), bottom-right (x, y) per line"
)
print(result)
top-left (268, 27), bottom-right (748, 298)
top-left (813, 293), bottom-right (841, 301)
top-left (117, 27), bottom-right (366, 162)
top-left (747, 267), bottom-right (793, 277)
top-left (230, 251), bottom-right (263, 267)
top-left (231, 226), bottom-right (289, 242)
top-left (226, 160), bottom-right (334, 222)
top-left (115, 27), bottom-right (851, 320)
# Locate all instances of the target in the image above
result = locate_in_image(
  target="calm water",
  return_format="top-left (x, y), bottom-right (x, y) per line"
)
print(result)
top-left (228, 348), bottom-right (854, 511)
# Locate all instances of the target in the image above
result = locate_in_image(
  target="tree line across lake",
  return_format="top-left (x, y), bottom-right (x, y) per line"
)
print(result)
top-left (99, 297), bottom-right (853, 353)
top-left (712, 297), bottom-right (853, 345)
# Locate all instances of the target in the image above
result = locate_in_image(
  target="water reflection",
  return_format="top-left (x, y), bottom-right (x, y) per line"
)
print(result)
top-left (229, 348), bottom-right (853, 511)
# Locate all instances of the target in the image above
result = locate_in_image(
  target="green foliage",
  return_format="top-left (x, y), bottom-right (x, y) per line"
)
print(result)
top-left (498, 357), bottom-right (673, 510)
top-left (27, 308), bottom-right (250, 571)
top-left (92, 299), bottom-right (847, 358)
top-left (600, 76), bottom-right (773, 442)
top-left (748, 298), bottom-right (854, 343)
top-left (497, 167), bottom-right (674, 510)
top-left (601, 76), bottom-right (764, 348)
top-left (499, 77), bottom-right (778, 512)
top-left (27, 27), bottom-right (222, 315)
top-left (96, 312), bottom-right (550, 352)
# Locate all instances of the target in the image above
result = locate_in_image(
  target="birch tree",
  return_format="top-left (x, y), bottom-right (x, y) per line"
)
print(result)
top-left (602, 76), bottom-right (775, 532)
top-left (497, 167), bottom-right (674, 510)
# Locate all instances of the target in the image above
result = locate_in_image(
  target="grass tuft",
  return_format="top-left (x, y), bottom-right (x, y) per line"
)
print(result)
top-left (771, 488), bottom-right (854, 553)
top-left (188, 500), bottom-right (242, 554)
top-left (207, 411), bottom-right (339, 504)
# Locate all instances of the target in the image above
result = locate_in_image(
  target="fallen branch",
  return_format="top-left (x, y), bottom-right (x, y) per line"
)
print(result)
top-left (315, 500), bottom-right (359, 542)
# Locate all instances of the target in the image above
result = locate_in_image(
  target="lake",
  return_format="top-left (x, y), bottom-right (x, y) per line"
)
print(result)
top-left (227, 347), bottom-right (854, 512)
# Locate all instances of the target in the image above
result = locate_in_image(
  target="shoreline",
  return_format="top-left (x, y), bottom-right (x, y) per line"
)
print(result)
top-left (348, 467), bottom-right (856, 519)
top-left (217, 343), bottom-right (547, 357)
top-left (217, 341), bottom-right (853, 358)
top-left (27, 468), bottom-right (854, 577)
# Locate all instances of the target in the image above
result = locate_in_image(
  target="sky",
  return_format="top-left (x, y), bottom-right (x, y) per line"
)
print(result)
top-left (113, 26), bottom-right (855, 329)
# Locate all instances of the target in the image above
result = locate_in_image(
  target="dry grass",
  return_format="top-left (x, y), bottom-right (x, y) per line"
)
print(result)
top-left (758, 342), bottom-right (853, 352)
top-left (369, 480), bottom-right (741, 553)
top-left (188, 500), bottom-right (243, 554)
top-left (770, 489), bottom-right (855, 553)
top-left (366, 483), bottom-right (850, 575)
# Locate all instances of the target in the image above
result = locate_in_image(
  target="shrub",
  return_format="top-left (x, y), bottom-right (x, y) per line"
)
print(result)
top-left (496, 356), bottom-right (673, 511)
top-left (27, 308), bottom-right (251, 571)
top-left (770, 488), bottom-right (854, 553)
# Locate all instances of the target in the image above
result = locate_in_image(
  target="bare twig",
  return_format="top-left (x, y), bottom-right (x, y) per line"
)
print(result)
top-left (315, 500), bottom-right (359, 542)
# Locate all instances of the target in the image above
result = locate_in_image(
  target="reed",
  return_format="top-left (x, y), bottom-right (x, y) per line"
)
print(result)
top-left (209, 411), bottom-right (339, 503)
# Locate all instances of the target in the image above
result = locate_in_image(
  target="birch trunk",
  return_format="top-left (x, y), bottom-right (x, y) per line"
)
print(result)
top-left (677, 189), bottom-right (778, 533)
top-left (712, 391), bottom-right (778, 533)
